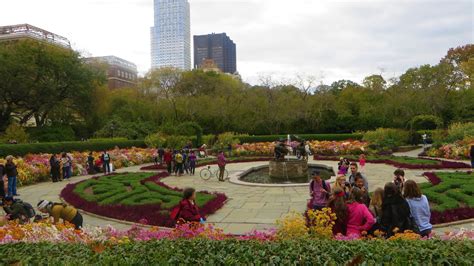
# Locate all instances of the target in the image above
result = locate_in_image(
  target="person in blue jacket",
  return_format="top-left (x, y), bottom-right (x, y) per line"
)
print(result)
top-left (403, 180), bottom-right (432, 237)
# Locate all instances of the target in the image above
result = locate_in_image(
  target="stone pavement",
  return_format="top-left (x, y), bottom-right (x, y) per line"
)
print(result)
top-left (12, 151), bottom-right (474, 234)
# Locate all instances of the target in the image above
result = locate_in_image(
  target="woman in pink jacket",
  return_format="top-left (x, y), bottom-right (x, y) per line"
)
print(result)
top-left (346, 187), bottom-right (376, 237)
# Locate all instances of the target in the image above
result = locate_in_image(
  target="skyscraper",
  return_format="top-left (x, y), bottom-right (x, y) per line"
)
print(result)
top-left (150, 0), bottom-right (191, 70)
top-left (193, 33), bottom-right (237, 74)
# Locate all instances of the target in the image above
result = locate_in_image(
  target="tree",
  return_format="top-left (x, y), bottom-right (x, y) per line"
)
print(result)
top-left (0, 39), bottom-right (105, 130)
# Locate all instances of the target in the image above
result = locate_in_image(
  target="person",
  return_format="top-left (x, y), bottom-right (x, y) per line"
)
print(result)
top-left (87, 152), bottom-right (95, 174)
top-left (327, 187), bottom-right (348, 236)
top-left (354, 174), bottom-right (370, 207)
top-left (393, 169), bottom-right (406, 192)
top-left (422, 133), bottom-right (428, 147)
top-left (337, 161), bottom-right (349, 175)
top-left (338, 157), bottom-right (350, 170)
top-left (369, 188), bottom-right (384, 223)
top-left (175, 188), bottom-right (203, 223)
top-left (183, 150), bottom-right (190, 175)
top-left (404, 180), bottom-right (432, 237)
top-left (332, 175), bottom-right (350, 198)
top-left (299, 142), bottom-right (308, 161)
top-left (5, 156), bottom-right (18, 197)
top-left (164, 149), bottom-right (173, 174)
top-left (37, 200), bottom-right (83, 230)
top-left (175, 151), bottom-right (184, 177)
top-left (309, 170), bottom-right (331, 210)
top-left (359, 154), bottom-right (366, 171)
top-left (227, 143), bottom-right (233, 157)
top-left (199, 144), bottom-right (208, 158)
top-left (0, 162), bottom-right (6, 201)
top-left (470, 145), bottom-right (474, 169)
top-left (3, 196), bottom-right (34, 224)
top-left (153, 150), bottom-right (159, 165)
top-left (346, 187), bottom-right (376, 237)
top-left (61, 152), bottom-right (72, 180)
top-left (158, 147), bottom-right (165, 164)
top-left (348, 163), bottom-right (368, 190)
top-left (188, 151), bottom-right (197, 176)
top-left (101, 151), bottom-right (111, 174)
top-left (304, 142), bottom-right (311, 157)
top-left (49, 153), bottom-right (61, 182)
top-left (217, 151), bottom-right (227, 182)
top-left (381, 182), bottom-right (412, 237)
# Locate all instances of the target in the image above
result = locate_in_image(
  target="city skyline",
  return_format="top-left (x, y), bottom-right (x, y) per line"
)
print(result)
top-left (0, 0), bottom-right (472, 85)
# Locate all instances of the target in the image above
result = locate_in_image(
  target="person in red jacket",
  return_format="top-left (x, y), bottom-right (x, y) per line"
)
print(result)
top-left (176, 188), bottom-right (203, 223)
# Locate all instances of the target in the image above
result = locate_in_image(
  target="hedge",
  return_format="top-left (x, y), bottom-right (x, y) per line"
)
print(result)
top-left (238, 133), bottom-right (363, 143)
top-left (1, 239), bottom-right (472, 265)
top-left (0, 139), bottom-right (146, 157)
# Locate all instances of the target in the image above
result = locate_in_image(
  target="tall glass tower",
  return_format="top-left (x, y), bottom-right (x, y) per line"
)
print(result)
top-left (150, 0), bottom-right (191, 70)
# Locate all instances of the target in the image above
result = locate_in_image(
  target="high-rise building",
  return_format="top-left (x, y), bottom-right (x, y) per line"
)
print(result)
top-left (0, 24), bottom-right (70, 48)
top-left (85, 56), bottom-right (138, 90)
top-left (193, 33), bottom-right (236, 74)
top-left (150, 0), bottom-right (191, 70)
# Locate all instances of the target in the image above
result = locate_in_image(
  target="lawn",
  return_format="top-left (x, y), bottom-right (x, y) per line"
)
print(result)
top-left (61, 172), bottom-right (227, 226)
top-left (421, 172), bottom-right (474, 224)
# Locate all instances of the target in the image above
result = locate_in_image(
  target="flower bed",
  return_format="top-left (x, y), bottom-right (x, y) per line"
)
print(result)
top-left (232, 140), bottom-right (368, 157)
top-left (426, 138), bottom-right (474, 160)
top-left (0, 222), bottom-right (472, 265)
top-left (314, 155), bottom-right (471, 169)
top-left (140, 157), bottom-right (272, 171)
top-left (422, 172), bottom-right (474, 224)
top-left (60, 172), bottom-right (227, 227)
top-left (0, 147), bottom-right (156, 186)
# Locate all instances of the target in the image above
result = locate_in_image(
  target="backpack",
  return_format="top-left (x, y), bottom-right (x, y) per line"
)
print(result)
top-left (310, 180), bottom-right (329, 198)
top-left (175, 154), bottom-right (183, 163)
top-left (22, 202), bottom-right (36, 218)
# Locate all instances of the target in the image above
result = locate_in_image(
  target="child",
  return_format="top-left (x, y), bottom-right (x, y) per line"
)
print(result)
top-left (369, 188), bottom-right (384, 222)
top-left (188, 151), bottom-right (197, 176)
top-left (359, 154), bottom-right (366, 172)
top-left (354, 174), bottom-right (370, 207)
top-left (327, 188), bottom-right (348, 236)
top-left (332, 175), bottom-right (350, 198)
top-left (346, 187), bottom-right (375, 237)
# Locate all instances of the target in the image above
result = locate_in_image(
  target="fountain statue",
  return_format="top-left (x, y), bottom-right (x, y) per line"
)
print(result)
top-left (269, 140), bottom-right (309, 180)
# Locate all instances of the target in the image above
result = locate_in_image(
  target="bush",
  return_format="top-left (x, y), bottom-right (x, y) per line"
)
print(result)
top-left (238, 133), bottom-right (363, 143)
top-left (444, 122), bottom-right (474, 143)
top-left (0, 139), bottom-right (146, 157)
top-left (27, 125), bottom-right (76, 142)
top-left (410, 115), bottom-right (443, 130)
top-left (214, 132), bottom-right (240, 150)
top-left (363, 128), bottom-right (409, 150)
top-left (1, 239), bottom-right (472, 265)
top-left (145, 133), bottom-right (191, 149)
top-left (1, 123), bottom-right (29, 144)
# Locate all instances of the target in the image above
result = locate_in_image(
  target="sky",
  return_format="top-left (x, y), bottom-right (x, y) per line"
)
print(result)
top-left (1, 0), bottom-right (473, 85)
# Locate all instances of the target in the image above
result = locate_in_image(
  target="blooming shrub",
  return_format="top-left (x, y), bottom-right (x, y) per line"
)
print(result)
top-left (306, 208), bottom-right (337, 239)
top-left (426, 138), bottom-right (474, 159)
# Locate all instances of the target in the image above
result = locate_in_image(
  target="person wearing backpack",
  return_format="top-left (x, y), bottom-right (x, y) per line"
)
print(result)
top-left (175, 152), bottom-right (184, 177)
top-left (37, 200), bottom-right (83, 229)
top-left (101, 151), bottom-right (111, 174)
top-left (3, 196), bottom-right (34, 224)
top-left (309, 170), bottom-right (331, 210)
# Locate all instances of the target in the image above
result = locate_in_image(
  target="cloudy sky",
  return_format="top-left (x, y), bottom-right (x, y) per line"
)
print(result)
top-left (1, 0), bottom-right (473, 84)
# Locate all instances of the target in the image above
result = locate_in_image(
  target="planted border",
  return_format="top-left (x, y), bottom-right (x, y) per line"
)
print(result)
top-left (314, 155), bottom-right (471, 169)
top-left (422, 171), bottom-right (474, 224)
top-left (60, 172), bottom-right (227, 227)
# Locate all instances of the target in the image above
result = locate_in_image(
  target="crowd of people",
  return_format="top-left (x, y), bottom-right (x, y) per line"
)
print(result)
top-left (309, 162), bottom-right (432, 238)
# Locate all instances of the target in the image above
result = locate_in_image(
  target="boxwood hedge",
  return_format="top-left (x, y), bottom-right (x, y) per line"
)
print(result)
top-left (238, 133), bottom-right (363, 143)
top-left (0, 239), bottom-right (472, 265)
top-left (0, 139), bottom-right (146, 157)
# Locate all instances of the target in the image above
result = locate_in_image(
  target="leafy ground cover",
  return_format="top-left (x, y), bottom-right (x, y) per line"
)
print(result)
top-left (421, 172), bottom-right (474, 224)
top-left (61, 172), bottom-right (227, 226)
top-left (314, 154), bottom-right (471, 169)
top-left (140, 156), bottom-right (272, 170)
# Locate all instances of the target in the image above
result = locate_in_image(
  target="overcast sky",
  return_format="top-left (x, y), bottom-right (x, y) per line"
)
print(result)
top-left (1, 0), bottom-right (473, 85)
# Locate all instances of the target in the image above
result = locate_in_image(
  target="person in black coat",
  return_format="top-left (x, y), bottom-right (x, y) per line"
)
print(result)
top-left (470, 145), bottom-right (474, 169)
top-left (49, 153), bottom-right (61, 182)
top-left (0, 163), bottom-right (5, 200)
top-left (381, 182), bottom-right (412, 237)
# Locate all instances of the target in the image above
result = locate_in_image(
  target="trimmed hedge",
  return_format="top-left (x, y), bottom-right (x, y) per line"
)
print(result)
top-left (1, 239), bottom-right (473, 265)
top-left (0, 139), bottom-right (146, 157)
top-left (238, 133), bottom-right (363, 143)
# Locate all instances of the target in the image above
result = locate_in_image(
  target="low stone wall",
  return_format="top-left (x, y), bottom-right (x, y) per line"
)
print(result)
top-left (269, 160), bottom-right (308, 179)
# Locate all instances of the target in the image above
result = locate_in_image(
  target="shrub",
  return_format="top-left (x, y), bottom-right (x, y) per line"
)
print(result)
top-left (0, 139), bottom-right (146, 157)
top-left (2, 123), bottom-right (29, 144)
top-left (238, 133), bottom-right (363, 143)
top-left (363, 128), bottom-right (409, 150)
top-left (214, 132), bottom-right (240, 150)
top-left (410, 115), bottom-right (443, 130)
top-left (27, 125), bottom-right (76, 142)
top-left (444, 122), bottom-right (474, 143)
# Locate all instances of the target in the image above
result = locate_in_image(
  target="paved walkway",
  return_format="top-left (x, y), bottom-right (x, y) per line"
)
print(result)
top-left (11, 148), bottom-right (474, 234)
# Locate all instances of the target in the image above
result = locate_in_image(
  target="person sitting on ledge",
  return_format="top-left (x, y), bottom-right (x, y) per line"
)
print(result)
top-left (37, 200), bottom-right (83, 230)
top-left (309, 170), bottom-right (331, 210)
top-left (173, 188), bottom-right (204, 224)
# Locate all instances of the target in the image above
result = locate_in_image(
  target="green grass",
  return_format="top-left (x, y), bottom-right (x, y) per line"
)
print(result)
top-left (73, 173), bottom-right (215, 209)
top-left (421, 172), bottom-right (474, 211)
